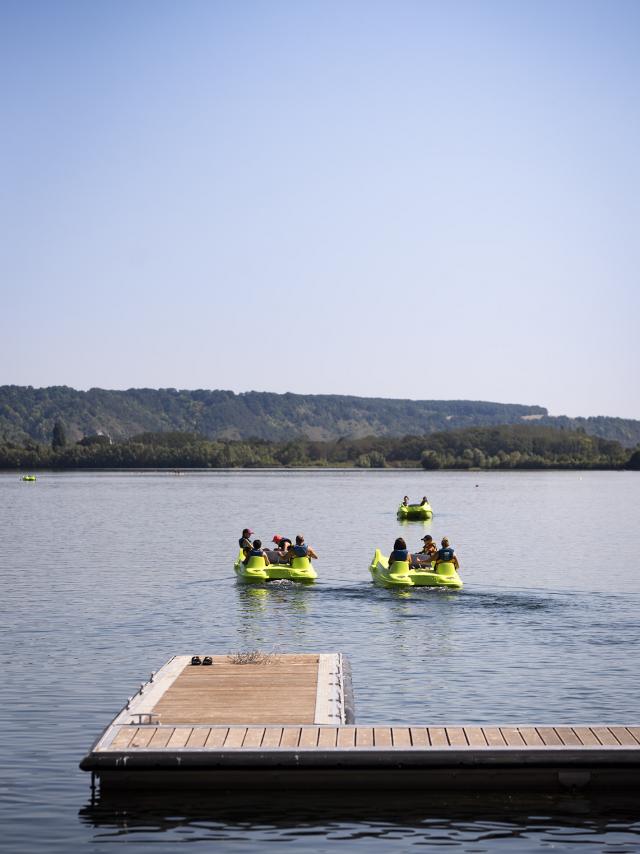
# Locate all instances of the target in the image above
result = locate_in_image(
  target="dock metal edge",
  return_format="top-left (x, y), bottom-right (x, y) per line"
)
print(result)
top-left (81, 744), bottom-right (640, 792)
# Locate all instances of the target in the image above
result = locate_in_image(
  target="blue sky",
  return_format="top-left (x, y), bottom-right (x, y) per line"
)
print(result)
top-left (2, 0), bottom-right (639, 418)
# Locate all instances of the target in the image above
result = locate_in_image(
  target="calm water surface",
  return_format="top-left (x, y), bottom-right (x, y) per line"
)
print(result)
top-left (1, 470), bottom-right (639, 851)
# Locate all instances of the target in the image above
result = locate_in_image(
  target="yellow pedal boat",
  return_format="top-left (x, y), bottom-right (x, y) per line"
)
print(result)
top-left (397, 502), bottom-right (433, 520)
top-left (22, 475), bottom-right (37, 482)
top-left (369, 548), bottom-right (463, 589)
top-left (233, 550), bottom-right (317, 584)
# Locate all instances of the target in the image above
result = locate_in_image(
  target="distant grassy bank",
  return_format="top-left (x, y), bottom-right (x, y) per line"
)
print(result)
top-left (3, 424), bottom-right (639, 471)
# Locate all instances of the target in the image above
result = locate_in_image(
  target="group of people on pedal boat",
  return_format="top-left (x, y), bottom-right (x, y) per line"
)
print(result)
top-left (390, 535), bottom-right (460, 570)
top-left (401, 495), bottom-right (430, 507)
top-left (239, 528), bottom-right (319, 565)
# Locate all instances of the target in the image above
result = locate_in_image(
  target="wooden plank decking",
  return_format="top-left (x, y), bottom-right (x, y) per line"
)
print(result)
top-left (80, 653), bottom-right (640, 792)
top-left (102, 724), bottom-right (640, 751)
top-left (152, 655), bottom-right (320, 724)
top-left (83, 652), bottom-right (350, 748)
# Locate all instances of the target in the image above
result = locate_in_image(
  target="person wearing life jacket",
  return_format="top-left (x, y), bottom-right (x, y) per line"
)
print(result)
top-left (239, 528), bottom-right (254, 556)
top-left (419, 495), bottom-right (429, 506)
top-left (289, 534), bottom-right (318, 561)
top-left (402, 496), bottom-right (409, 507)
top-left (243, 538), bottom-right (270, 566)
top-left (389, 537), bottom-right (409, 566)
top-left (434, 537), bottom-right (460, 569)
top-left (412, 534), bottom-right (437, 567)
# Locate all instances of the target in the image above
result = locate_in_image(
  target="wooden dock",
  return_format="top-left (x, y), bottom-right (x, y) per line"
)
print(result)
top-left (81, 653), bottom-right (640, 792)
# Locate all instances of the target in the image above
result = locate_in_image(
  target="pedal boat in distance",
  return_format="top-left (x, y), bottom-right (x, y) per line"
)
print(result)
top-left (233, 550), bottom-right (317, 584)
top-left (397, 502), bottom-right (433, 520)
top-left (369, 548), bottom-right (463, 589)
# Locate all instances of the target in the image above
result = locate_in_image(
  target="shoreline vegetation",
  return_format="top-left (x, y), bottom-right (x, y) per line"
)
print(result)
top-left (3, 424), bottom-right (639, 471)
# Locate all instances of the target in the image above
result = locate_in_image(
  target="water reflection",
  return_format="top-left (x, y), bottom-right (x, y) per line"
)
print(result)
top-left (80, 790), bottom-right (640, 849)
top-left (236, 582), bottom-right (313, 648)
top-left (238, 585), bottom-right (269, 611)
top-left (398, 518), bottom-right (433, 531)
top-left (236, 582), bottom-right (313, 612)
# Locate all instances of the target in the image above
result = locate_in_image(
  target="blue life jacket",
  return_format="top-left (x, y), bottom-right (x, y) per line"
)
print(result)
top-left (249, 548), bottom-right (264, 558)
top-left (390, 548), bottom-right (409, 563)
top-left (292, 544), bottom-right (308, 557)
top-left (438, 547), bottom-right (454, 562)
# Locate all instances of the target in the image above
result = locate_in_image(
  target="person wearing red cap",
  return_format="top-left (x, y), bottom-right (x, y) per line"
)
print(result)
top-left (274, 534), bottom-right (292, 553)
top-left (267, 534), bottom-right (292, 564)
top-left (239, 528), bottom-right (254, 556)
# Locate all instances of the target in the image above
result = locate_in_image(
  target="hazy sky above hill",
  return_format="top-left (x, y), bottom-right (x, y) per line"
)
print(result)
top-left (2, 1), bottom-right (639, 418)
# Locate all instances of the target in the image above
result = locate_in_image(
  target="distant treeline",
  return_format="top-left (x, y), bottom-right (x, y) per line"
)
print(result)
top-left (0, 385), bottom-right (547, 443)
top-left (3, 424), bottom-right (639, 471)
top-left (3, 385), bottom-right (640, 447)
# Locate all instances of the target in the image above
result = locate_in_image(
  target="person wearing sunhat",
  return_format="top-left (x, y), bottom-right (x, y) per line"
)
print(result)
top-left (238, 528), bottom-right (254, 555)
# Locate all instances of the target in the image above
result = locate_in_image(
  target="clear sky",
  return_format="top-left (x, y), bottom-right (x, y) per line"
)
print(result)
top-left (2, 0), bottom-right (639, 418)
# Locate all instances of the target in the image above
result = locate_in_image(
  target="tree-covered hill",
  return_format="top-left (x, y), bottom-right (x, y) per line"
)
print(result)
top-left (1, 385), bottom-right (639, 447)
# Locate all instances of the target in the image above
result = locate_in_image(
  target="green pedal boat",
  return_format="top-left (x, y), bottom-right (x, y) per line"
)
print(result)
top-left (369, 548), bottom-right (463, 589)
top-left (397, 502), bottom-right (433, 520)
top-left (234, 550), bottom-right (317, 584)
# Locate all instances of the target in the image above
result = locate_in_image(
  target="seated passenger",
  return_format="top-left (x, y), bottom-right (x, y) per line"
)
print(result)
top-left (422, 534), bottom-right (437, 557)
top-left (434, 537), bottom-right (460, 569)
top-left (243, 538), bottom-right (270, 566)
top-left (402, 496), bottom-right (410, 506)
top-left (289, 534), bottom-right (318, 561)
top-left (273, 534), bottom-right (292, 555)
top-left (420, 495), bottom-right (429, 506)
top-left (389, 537), bottom-right (409, 565)
top-left (239, 527), bottom-right (254, 556)
top-left (281, 536), bottom-right (292, 553)
top-left (412, 534), bottom-right (437, 567)
top-left (266, 534), bottom-right (292, 564)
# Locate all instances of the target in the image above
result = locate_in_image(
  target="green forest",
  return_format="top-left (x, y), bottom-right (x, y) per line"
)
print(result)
top-left (2, 423), bottom-right (639, 471)
top-left (3, 385), bottom-right (640, 447)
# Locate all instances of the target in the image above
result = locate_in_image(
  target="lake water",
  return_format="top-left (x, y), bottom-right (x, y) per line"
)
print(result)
top-left (1, 469), bottom-right (639, 852)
